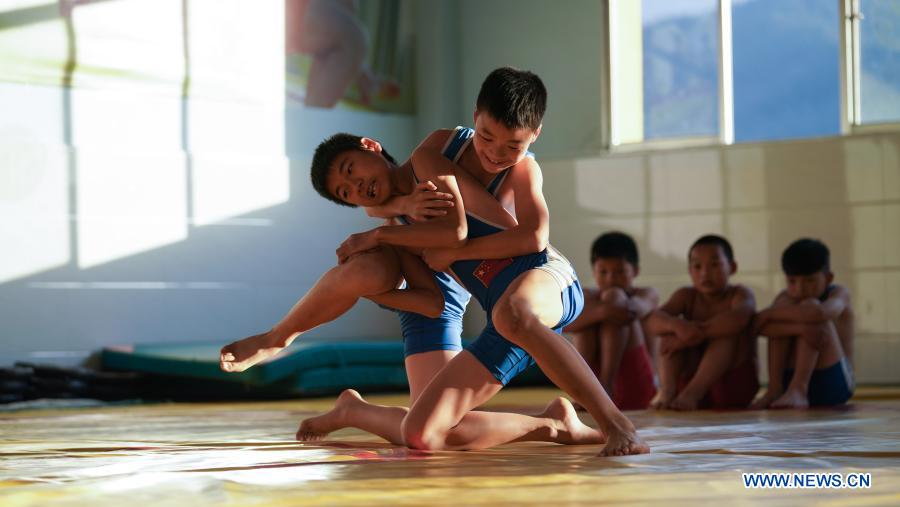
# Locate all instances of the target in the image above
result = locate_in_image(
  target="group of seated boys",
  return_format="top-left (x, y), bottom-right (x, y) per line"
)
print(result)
top-left (567, 233), bottom-right (855, 411)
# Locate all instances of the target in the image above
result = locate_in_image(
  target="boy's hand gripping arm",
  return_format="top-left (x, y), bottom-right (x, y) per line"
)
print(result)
top-left (364, 181), bottom-right (455, 221)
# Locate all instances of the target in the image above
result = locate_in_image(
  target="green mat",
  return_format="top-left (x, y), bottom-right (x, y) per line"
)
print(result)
top-left (101, 341), bottom-right (549, 398)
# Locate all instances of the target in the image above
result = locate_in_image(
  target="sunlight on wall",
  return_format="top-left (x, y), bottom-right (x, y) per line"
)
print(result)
top-left (0, 142), bottom-right (69, 281)
top-left (187, 0), bottom-right (288, 227)
top-left (68, 84), bottom-right (187, 269)
top-left (76, 148), bottom-right (187, 268)
top-left (71, 0), bottom-right (183, 93)
top-left (188, 0), bottom-right (284, 103)
top-left (191, 152), bottom-right (289, 226)
top-left (1, 0), bottom-right (288, 275)
top-left (0, 82), bottom-right (70, 284)
top-left (0, 2), bottom-right (67, 86)
top-left (70, 88), bottom-right (183, 153)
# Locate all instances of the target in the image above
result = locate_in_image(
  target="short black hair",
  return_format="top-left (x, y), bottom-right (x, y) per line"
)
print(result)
top-left (782, 238), bottom-right (830, 275)
top-left (476, 67), bottom-right (546, 131)
top-left (590, 231), bottom-right (639, 267)
top-left (310, 133), bottom-right (397, 208)
top-left (689, 234), bottom-right (734, 263)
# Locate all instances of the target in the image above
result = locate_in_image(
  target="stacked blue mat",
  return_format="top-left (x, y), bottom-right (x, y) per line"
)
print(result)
top-left (101, 341), bottom-right (549, 398)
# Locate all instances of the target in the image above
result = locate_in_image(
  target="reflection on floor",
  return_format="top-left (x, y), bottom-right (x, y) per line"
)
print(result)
top-left (2, 388), bottom-right (899, 506)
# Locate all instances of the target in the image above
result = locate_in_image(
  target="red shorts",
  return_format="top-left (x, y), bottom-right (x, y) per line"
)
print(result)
top-left (679, 359), bottom-right (760, 409)
top-left (612, 345), bottom-right (657, 410)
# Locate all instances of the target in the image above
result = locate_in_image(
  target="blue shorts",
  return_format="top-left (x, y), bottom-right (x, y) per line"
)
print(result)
top-left (783, 357), bottom-right (855, 406)
top-left (467, 278), bottom-right (584, 385)
top-left (398, 312), bottom-right (463, 357)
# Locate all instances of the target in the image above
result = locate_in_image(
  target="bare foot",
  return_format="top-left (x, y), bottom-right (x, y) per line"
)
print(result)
top-left (669, 390), bottom-right (702, 411)
top-left (220, 330), bottom-right (286, 373)
top-left (599, 419), bottom-right (650, 457)
top-left (539, 397), bottom-right (605, 445)
top-left (750, 389), bottom-right (782, 410)
top-left (650, 391), bottom-right (676, 410)
top-left (771, 388), bottom-right (809, 409)
top-left (296, 389), bottom-right (365, 441)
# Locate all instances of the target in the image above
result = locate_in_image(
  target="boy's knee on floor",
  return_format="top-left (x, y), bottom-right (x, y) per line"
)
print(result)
top-left (401, 420), bottom-right (446, 451)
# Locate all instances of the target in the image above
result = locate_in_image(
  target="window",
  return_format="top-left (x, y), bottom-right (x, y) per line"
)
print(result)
top-left (858, 0), bottom-right (900, 124)
top-left (732, 0), bottom-right (841, 142)
top-left (642, 0), bottom-right (720, 140)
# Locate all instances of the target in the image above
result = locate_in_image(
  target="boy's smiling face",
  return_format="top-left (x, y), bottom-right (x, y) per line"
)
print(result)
top-left (592, 257), bottom-right (637, 291)
top-left (472, 111), bottom-right (540, 173)
top-left (326, 138), bottom-right (394, 207)
top-left (688, 244), bottom-right (735, 295)
top-left (785, 271), bottom-right (833, 300)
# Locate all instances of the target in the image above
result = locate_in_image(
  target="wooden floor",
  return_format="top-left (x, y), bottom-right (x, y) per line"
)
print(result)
top-left (2, 388), bottom-right (899, 506)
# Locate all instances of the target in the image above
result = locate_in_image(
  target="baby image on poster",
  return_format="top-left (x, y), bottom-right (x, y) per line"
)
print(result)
top-left (285, 0), bottom-right (415, 114)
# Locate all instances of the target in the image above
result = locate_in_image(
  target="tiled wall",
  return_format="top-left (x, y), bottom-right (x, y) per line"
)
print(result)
top-left (540, 133), bottom-right (900, 384)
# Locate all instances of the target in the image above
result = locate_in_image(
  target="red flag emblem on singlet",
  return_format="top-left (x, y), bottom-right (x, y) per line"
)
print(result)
top-left (473, 258), bottom-right (514, 287)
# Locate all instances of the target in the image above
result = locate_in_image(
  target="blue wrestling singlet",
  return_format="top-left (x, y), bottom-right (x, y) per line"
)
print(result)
top-left (436, 127), bottom-right (585, 385)
top-left (391, 243), bottom-right (470, 357)
top-left (383, 137), bottom-right (472, 357)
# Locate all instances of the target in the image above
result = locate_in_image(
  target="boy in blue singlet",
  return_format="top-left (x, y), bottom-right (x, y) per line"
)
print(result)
top-left (751, 238), bottom-right (855, 409)
top-left (303, 68), bottom-right (647, 456)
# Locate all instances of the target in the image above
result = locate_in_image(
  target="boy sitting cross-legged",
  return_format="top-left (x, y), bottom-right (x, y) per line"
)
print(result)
top-left (751, 238), bottom-right (854, 409)
top-left (644, 235), bottom-right (759, 410)
top-left (564, 232), bottom-right (658, 410)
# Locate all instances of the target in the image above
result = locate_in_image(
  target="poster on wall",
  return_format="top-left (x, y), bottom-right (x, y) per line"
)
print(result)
top-left (285, 0), bottom-right (416, 114)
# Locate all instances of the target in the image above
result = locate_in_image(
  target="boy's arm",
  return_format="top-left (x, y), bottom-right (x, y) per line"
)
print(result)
top-left (644, 288), bottom-right (704, 354)
top-left (761, 286), bottom-right (849, 324)
top-left (365, 248), bottom-right (444, 318)
top-left (758, 320), bottom-right (822, 339)
top-left (426, 157), bottom-right (549, 271)
top-left (628, 286), bottom-right (659, 320)
top-left (563, 289), bottom-right (634, 333)
top-left (817, 285), bottom-right (851, 320)
top-left (364, 181), bottom-right (455, 221)
top-left (642, 288), bottom-right (696, 338)
top-left (758, 285), bottom-right (850, 328)
top-left (336, 133), bottom-right (469, 262)
top-left (758, 319), bottom-right (832, 349)
top-left (697, 285), bottom-right (756, 340)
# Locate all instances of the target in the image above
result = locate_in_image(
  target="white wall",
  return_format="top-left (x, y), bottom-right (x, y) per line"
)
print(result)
top-left (0, 1), bottom-right (418, 365)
